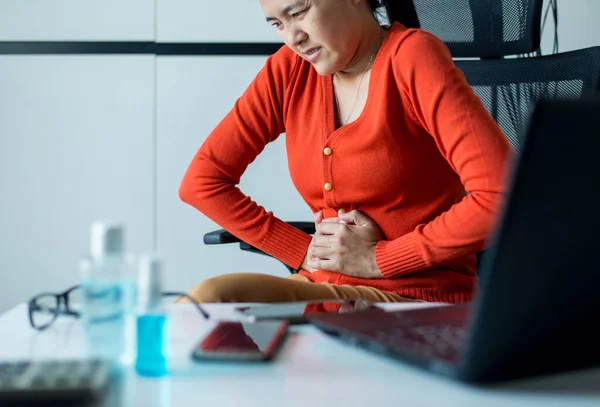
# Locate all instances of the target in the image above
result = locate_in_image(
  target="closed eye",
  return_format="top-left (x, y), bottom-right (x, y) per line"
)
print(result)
top-left (291, 9), bottom-right (307, 18)
top-left (266, 3), bottom-right (309, 28)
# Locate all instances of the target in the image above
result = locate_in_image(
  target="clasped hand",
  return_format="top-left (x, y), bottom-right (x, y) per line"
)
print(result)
top-left (302, 209), bottom-right (384, 279)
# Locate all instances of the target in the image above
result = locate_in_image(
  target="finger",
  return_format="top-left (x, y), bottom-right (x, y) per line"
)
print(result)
top-left (312, 246), bottom-right (334, 259)
top-left (320, 217), bottom-right (342, 224)
top-left (338, 210), bottom-right (371, 227)
top-left (310, 235), bottom-right (333, 248)
top-left (307, 257), bottom-right (340, 272)
top-left (315, 221), bottom-right (346, 235)
top-left (313, 210), bottom-right (323, 225)
top-left (314, 233), bottom-right (342, 248)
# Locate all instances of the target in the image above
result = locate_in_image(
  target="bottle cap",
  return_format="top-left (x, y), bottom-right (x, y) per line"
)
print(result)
top-left (90, 221), bottom-right (125, 261)
top-left (138, 253), bottom-right (163, 311)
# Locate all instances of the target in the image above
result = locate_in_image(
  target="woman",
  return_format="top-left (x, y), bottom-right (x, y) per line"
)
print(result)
top-left (177, 0), bottom-right (514, 304)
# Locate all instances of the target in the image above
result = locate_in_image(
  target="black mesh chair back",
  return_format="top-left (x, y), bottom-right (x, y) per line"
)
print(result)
top-left (456, 47), bottom-right (600, 151)
top-left (413, 0), bottom-right (543, 58)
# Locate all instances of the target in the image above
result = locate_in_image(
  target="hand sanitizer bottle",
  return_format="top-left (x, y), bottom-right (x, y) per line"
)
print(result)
top-left (135, 254), bottom-right (169, 377)
top-left (80, 221), bottom-right (137, 365)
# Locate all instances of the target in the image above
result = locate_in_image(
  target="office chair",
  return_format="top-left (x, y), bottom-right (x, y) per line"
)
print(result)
top-left (413, 0), bottom-right (543, 59)
top-left (203, 0), bottom-right (599, 274)
top-left (455, 48), bottom-right (600, 152)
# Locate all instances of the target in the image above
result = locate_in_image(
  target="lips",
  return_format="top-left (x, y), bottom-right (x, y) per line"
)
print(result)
top-left (302, 47), bottom-right (321, 62)
top-left (303, 47), bottom-right (320, 55)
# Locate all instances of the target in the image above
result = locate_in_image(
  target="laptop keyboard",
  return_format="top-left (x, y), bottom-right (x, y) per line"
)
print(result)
top-left (310, 304), bottom-right (471, 364)
top-left (374, 322), bottom-right (467, 363)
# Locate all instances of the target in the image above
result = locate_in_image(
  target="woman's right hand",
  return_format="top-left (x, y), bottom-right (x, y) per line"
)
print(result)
top-left (301, 210), bottom-right (324, 272)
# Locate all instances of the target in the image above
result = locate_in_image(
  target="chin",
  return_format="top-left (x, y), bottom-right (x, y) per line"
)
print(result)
top-left (311, 62), bottom-right (337, 76)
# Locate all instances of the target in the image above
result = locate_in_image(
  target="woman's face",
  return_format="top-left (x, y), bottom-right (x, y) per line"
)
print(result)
top-left (260, 0), bottom-right (365, 75)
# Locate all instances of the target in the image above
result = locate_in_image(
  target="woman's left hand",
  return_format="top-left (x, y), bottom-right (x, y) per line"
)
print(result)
top-left (307, 210), bottom-right (384, 279)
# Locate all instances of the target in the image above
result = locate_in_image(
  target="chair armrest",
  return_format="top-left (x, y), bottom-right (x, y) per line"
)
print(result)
top-left (203, 229), bottom-right (240, 245)
top-left (285, 221), bottom-right (316, 235)
top-left (202, 221), bottom-right (316, 245)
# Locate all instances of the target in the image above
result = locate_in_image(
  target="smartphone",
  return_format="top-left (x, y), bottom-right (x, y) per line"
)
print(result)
top-left (191, 320), bottom-right (289, 362)
top-left (235, 299), bottom-right (383, 324)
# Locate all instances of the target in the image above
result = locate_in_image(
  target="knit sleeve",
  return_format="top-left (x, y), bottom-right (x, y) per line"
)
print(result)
top-left (376, 30), bottom-right (515, 279)
top-left (179, 46), bottom-right (312, 270)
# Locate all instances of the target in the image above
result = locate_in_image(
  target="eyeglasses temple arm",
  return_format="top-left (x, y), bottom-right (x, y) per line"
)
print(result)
top-left (161, 292), bottom-right (210, 319)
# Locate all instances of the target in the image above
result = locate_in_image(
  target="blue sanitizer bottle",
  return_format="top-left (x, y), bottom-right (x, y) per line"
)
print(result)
top-left (135, 254), bottom-right (169, 377)
top-left (80, 222), bottom-right (137, 365)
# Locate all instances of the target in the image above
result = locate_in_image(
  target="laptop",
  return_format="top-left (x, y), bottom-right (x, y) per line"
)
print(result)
top-left (307, 98), bottom-right (600, 384)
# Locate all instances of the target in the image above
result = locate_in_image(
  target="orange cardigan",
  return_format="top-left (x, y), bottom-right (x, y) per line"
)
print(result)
top-left (179, 23), bottom-right (514, 303)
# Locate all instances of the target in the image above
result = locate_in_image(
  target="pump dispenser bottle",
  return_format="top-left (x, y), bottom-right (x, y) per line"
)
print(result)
top-left (135, 254), bottom-right (169, 377)
top-left (80, 221), bottom-right (137, 364)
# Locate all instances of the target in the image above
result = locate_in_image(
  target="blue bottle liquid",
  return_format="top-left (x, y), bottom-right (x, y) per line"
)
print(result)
top-left (135, 254), bottom-right (169, 377)
top-left (135, 314), bottom-right (168, 376)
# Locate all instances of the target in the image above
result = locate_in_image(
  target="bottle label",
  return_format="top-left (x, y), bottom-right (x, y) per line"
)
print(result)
top-left (81, 280), bottom-right (136, 362)
top-left (83, 282), bottom-right (125, 323)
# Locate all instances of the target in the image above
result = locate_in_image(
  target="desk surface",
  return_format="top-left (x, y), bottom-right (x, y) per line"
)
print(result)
top-left (1, 302), bottom-right (599, 407)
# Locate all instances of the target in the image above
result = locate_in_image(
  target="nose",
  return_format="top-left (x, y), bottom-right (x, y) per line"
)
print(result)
top-left (286, 23), bottom-right (307, 48)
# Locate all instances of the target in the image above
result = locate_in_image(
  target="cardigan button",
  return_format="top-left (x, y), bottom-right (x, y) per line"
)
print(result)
top-left (323, 147), bottom-right (332, 156)
top-left (324, 182), bottom-right (333, 191)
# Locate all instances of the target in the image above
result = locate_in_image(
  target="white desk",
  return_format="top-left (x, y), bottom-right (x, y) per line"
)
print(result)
top-left (1, 302), bottom-right (599, 407)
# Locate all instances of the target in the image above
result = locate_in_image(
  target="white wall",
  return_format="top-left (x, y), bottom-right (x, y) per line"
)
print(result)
top-left (0, 2), bottom-right (157, 314)
top-left (540, 0), bottom-right (600, 54)
top-left (0, 0), bottom-right (599, 314)
top-left (0, 0), bottom-right (155, 41)
top-left (0, 56), bottom-right (155, 312)
top-left (156, 0), bottom-right (280, 42)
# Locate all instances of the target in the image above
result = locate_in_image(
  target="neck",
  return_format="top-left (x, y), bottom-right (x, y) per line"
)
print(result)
top-left (337, 20), bottom-right (384, 80)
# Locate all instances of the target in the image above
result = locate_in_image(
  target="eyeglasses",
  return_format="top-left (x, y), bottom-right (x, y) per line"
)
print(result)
top-left (28, 285), bottom-right (210, 331)
top-left (28, 285), bottom-right (81, 331)
top-left (162, 291), bottom-right (210, 319)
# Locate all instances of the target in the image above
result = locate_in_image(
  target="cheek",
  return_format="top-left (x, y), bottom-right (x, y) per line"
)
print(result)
top-left (316, 23), bottom-right (340, 48)
top-left (320, 25), bottom-right (354, 58)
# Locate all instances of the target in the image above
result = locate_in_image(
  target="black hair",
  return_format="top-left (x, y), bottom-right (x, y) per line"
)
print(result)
top-left (367, 0), bottom-right (420, 29)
